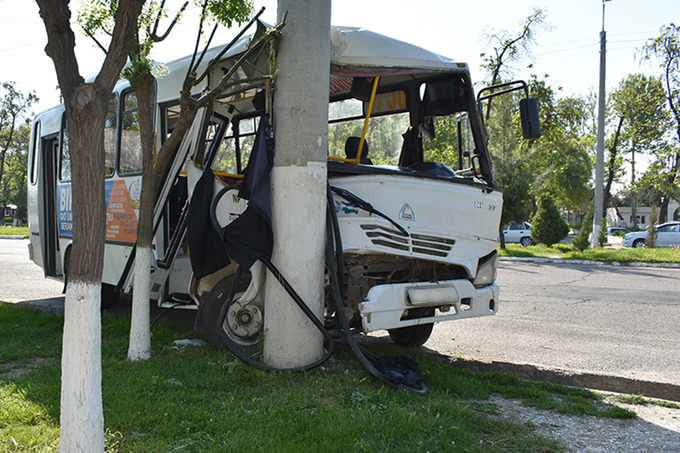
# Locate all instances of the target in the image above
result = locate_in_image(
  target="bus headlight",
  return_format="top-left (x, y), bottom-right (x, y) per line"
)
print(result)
top-left (473, 251), bottom-right (498, 287)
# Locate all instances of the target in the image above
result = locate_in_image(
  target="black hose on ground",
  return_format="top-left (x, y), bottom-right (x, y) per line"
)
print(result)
top-left (215, 262), bottom-right (335, 372)
top-left (324, 185), bottom-right (427, 395)
top-left (214, 184), bottom-right (426, 393)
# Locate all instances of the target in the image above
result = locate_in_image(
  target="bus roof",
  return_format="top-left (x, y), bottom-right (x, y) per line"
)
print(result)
top-left (157, 22), bottom-right (467, 103)
top-left (47, 22), bottom-right (469, 108)
top-left (329, 26), bottom-right (465, 73)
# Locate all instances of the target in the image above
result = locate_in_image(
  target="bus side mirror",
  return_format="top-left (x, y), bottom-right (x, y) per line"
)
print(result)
top-left (519, 98), bottom-right (541, 140)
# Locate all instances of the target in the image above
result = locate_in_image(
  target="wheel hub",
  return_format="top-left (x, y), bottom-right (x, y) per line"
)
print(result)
top-left (224, 303), bottom-right (263, 340)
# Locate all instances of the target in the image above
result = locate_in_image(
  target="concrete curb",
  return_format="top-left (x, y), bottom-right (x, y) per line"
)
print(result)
top-left (500, 256), bottom-right (680, 269)
top-left (437, 354), bottom-right (680, 403)
top-left (0, 235), bottom-right (27, 240)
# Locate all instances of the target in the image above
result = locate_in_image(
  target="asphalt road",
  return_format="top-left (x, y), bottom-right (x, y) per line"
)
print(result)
top-left (0, 237), bottom-right (63, 307)
top-left (3, 237), bottom-right (679, 393)
top-left (422, 260), bottom-right (680, 389)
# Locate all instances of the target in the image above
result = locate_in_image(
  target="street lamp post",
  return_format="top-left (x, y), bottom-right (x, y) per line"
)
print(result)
top-left (592, 0), bottom-right (610, 247)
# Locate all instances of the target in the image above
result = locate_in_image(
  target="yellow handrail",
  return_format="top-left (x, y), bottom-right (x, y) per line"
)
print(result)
top-left (352, 76), bottom-right (380, 164)
top-left (213, 170), bottom-right (244, 179)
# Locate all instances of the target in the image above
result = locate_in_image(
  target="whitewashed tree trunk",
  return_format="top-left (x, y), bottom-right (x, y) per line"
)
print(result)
top-left (35, 2), bottom-right (145, 451)
top-left (128, 245), bottom-right (152, 360)
top-left (60, 281), bottom-right (104, 452)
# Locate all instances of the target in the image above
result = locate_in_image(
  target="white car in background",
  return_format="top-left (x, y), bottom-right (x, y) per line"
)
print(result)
top-left (503, 222), bottom-right (534, 246)
top-left (622, 222), bottom-right (680, 248)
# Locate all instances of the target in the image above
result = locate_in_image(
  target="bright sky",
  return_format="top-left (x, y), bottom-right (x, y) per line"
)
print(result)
top-left (0, 0), bottom-right (677, 116)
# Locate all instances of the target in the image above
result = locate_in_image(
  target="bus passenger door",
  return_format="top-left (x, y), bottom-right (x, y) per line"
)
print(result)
top-left (38, 137), bottom-right (60, 277)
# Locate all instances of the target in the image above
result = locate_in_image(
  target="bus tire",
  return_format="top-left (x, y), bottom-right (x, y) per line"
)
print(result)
top-left (388, 308), bottom-right (435, 347)
top-left (202, 272), bottom-right (259, 352)
top-left (101, 283), bottom-right (120, 309)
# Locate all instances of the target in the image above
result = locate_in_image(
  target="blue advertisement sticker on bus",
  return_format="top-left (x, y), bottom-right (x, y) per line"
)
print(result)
top-left (57, 184), bottom-right (73, 237)
top-left (57, 180), bottom-right (138, 241)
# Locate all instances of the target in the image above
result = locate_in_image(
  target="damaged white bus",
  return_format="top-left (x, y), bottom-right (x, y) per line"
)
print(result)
top-left (27, 23), bottom-right (540, 352)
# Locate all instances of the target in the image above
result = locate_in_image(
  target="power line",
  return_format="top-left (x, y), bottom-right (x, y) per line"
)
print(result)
top-left (0, 14), bottom-right (35, 25)
top-left (535, 42), bottom-right (597, 57)
top-left (0, 41), bottom-right (44, 54)
top-left (534, 37), bottom-right (652, 60)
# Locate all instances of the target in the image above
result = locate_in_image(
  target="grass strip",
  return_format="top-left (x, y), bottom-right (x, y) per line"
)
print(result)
top-left (0, 226), bottom-right (29, 237)
top-left (499, 244), bottom-right (680, 264)
top-left (1, 303), bottom-right (634, 452)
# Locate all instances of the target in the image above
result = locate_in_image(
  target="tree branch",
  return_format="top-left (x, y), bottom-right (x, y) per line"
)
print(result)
top-left (151, 1), bottom-right (189, 43)
top-left (35, 0), bottom-right (83, 100)
top-left (96, 0), bottom-right (146, 93)
top-left (84, 28), bottom-right (109, 55)
top-left (194, 7), bottom-right (268, 86)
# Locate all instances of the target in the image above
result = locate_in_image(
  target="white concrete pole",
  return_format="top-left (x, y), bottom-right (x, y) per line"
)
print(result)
top-left (592, 4), bottom-right (607, 247)
top-left (263, 0), bottom-right (331, 367)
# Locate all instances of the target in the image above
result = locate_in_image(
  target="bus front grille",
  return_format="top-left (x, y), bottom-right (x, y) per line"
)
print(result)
top-left (360, 225), bottom-right (454, 257)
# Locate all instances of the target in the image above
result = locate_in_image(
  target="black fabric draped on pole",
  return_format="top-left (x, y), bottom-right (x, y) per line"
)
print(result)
top-left (218, 114), bottom-right (274, 270)
top-left (186, 170), bottom-right (231, 279)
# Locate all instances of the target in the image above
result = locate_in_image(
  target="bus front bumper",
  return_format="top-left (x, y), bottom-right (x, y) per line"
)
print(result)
top-left (358, 280), bottom-right (498, 332)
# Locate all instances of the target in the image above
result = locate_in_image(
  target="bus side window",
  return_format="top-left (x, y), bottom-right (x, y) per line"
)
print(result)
top-left (60, 120), bottom-right (71, 182)
top-left (105, 94), bottom-right (118, 177)
top-left (211, 116), bottom-right (258, 175)
top-left (30, 122), bottom-right (40, 185)
top-left (211, 122), bottom-right (238, 174)
top-left (119, 90), bottom-right (143, 175)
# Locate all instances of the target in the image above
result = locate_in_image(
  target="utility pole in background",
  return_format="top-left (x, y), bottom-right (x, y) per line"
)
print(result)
top-left (264, 0), bottom-right (331, 367)
top-left (592, 0), bottom-right (610, 246)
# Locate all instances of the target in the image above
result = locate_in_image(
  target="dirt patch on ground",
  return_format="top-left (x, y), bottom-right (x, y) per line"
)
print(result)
top-left (0, 357), bottom-right (48, 380)
top-left (487, 395), bottom-right (680, 452)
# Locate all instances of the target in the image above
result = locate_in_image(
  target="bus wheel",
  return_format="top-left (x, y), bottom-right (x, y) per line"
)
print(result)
top-left (101, 283), bottom-right (120, 309)
top-left (387, 308), bottom-right (435, 347)
top-left (202, 273), bottom-right (261, 352)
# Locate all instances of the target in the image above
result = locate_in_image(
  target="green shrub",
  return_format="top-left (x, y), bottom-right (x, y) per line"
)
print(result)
top-left (597, 220), bottom-right (607, 248)
top-left (572, 208), bottom-right (593, 252)
top-left (530, 196), bottom-right (570, 247)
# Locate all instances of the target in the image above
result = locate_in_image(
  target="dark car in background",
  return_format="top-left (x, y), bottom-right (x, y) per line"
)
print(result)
top-left (607, 227), bottom-right (630, 237)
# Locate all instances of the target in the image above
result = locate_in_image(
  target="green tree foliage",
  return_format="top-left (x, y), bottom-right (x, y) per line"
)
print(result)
top-left (572, 208), bottom-right (593, 252)
top-left (640, 23), bottom-right (680, 223)
top-left (79, 0), bottom-right (253, 83)
top-left (487, 75), bottom-right (594, 234)
top-left (530, 195), bottom-right (569, 246)
top-left (479, 9), bottom-right (561, 241)
top-left (597, 218), bottom-right (607, 248)
top-left (603, 74), bottom-right (670, 214)
top-left (423, 116), bottom-right (462, 168)
top-left (480, 8), bottom-right (548, 119)
top-left (0, 82), bottom-right (38, 214)
top-left (528, 78), bottom-right (594, 213)
top-left (0, 122), bottom-right (31, 218)
top-left (494, 152), bottom-right (532, 226)
top-left (613, 182), bottom-right (664, 208)
top-left (637, 156), bottom-right (680, 214)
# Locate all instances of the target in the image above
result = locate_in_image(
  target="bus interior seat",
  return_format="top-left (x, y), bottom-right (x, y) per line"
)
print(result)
top-left (345, 136), bottom-right (372, 164)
